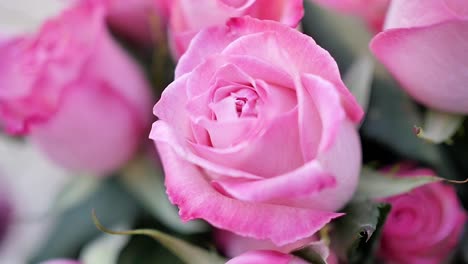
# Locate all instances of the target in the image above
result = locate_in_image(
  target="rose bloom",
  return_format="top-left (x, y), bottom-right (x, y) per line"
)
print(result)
top-left (166, 0), bottom-right (304, 59)
top-left (150, 17), bottom-right (363, 245)
top-left (226, 250), bottom-right (308, 264)
top-left (0, 3), bottom-right (152, 174)
top-left (379, 166), bottom-right (467, 264)
top-left (370, 0), bottom-right (468, 114)
top-left (309, 0), bottom-right (390, 31)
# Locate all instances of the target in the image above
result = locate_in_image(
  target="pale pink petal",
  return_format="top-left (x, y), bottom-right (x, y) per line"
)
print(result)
top-left (220, 0), bottom-right (256, 9)
top-left (216, 230), bottom-right (318, 257)
top-left (188, 109), bottom-right (304, 178)
top-left (283, 120), bottom-right (361, 211)
top-left (152, 122), bottom-right (343, 246)
top-left (384, 0), bottom-right (458, 29)
top-left (153, 74), bottom-right (193, 139)
top-left (150, 121), bottom-right (263, 180)
top-left (86, 22), bottom-right (153, 124)
top-left (371, 20), bottom-right (468, 113)
top-left (193, 117), bottom-right (257, 148)
top-left (445, 0), bottom-right (468, 17)
top-left (300, 74), bottom-right (345, 159)
top-left (255, 80), bottom-right (297, 119)
top-left (226, 250), bottom-right (307, 264)
top-left (30, 81), bottom-right (142, 175)
top-left (212, 159), bottom-right (336, 205)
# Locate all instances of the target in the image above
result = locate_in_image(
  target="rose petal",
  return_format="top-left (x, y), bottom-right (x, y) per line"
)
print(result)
top-left (154, 74), bottom-right (193, 139)
top-left (153, 121), bottom-right (343, 246)
top-left (188, 108), bottom-right (303, 178)
top-left (226, 250), bottom-right (308, 264)
top-left (216, 229), bottom-right (318, 257)
top-left (371, 20), bottom-right (468, 113)
top-left (150, 121), bottom-right (263, 180)
top-left (30, 80), bottom-right (141, 174)
top-left (384, 0), bottom-right (458, 29)
top-left (194, 117), bottom-right (257, 148)
top-left (300, 74), bottom-right (345, 160)
top-left (212, 159), bottom-right (336, 205)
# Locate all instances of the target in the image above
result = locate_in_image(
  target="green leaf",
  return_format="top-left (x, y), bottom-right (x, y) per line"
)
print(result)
top-left (92, 211), bottom-right (226, 264)
top-left (330, 201), bottom-right (391, 264)
top-left (355, 167), bottom-right (440, 200)
top-left (355, 167), bottom-right (468, 201)
top-left (80, 224), bottom-right (131, 264)
top-left (343, 54), bottom-right (374, 115)
top-left (120, 156), bottom-right (208, 234)
top-left (415, 110), bottom-right (464, 144)
top-left (29, 177), bottom-right (140, 263)
top-left (360, 77), bottom-right (460, 180)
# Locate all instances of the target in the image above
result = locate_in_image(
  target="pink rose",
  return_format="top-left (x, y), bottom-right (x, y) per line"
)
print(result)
top-left (166, 0), bottom-right (304, 59)
top-left (309, 0), bottom-right (390, 31)
top-left (370, 0), bottom-right (468, 114)
top-left (150, 17), bottom-right (363, 246)
top-left (226, 250), bottom-right (308, 264)
top-left (379, 166), bottom-right (467, 264)
top-left (0, 3), bottom-right (152, 174)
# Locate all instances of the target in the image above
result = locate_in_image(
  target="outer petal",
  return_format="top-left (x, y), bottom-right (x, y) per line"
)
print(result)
top-left (226, 250), bottom-right (308, 264)
top-left (87, 17), bottom-right (153, 125)
top-left (153, 74), bottom-right (193, 139)
top-left (212, 160), bottom-right (335, 205)
top-left (371, 20), bottom-right (468, 113)
top-left (29, 80), bottom-right (142, 175)
top-left (216, 230), bottom-right (317, 258)
top-left (384, 0), bottom-right (459, 29)
top-left (282, 119), bottom-right (361, 211)
top-left (216, 18), bottom-right (363, 122)
top-left (152, 121), bottom-right (343, 246)
top-left (298, 74), bottom-right (345, 161)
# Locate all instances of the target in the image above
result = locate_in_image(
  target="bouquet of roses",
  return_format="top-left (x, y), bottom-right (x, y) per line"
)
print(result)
top-left (0, 0), bottom-right (467, 263)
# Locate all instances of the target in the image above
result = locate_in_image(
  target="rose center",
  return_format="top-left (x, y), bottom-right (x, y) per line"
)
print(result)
top-left (232, 89), bottom-right (258, 118)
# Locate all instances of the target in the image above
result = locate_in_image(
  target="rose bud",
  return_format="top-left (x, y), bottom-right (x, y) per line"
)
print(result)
top-left (165, 0), bottom-right (304, 59)
top-left (370, 0), bottom-right (468, 114)
top-left (379, 166), bottom-right (467, 264)
top-left (150, 17), bottom-right (363, 246)
top-left (0, 3), bottom-right (152, 175)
